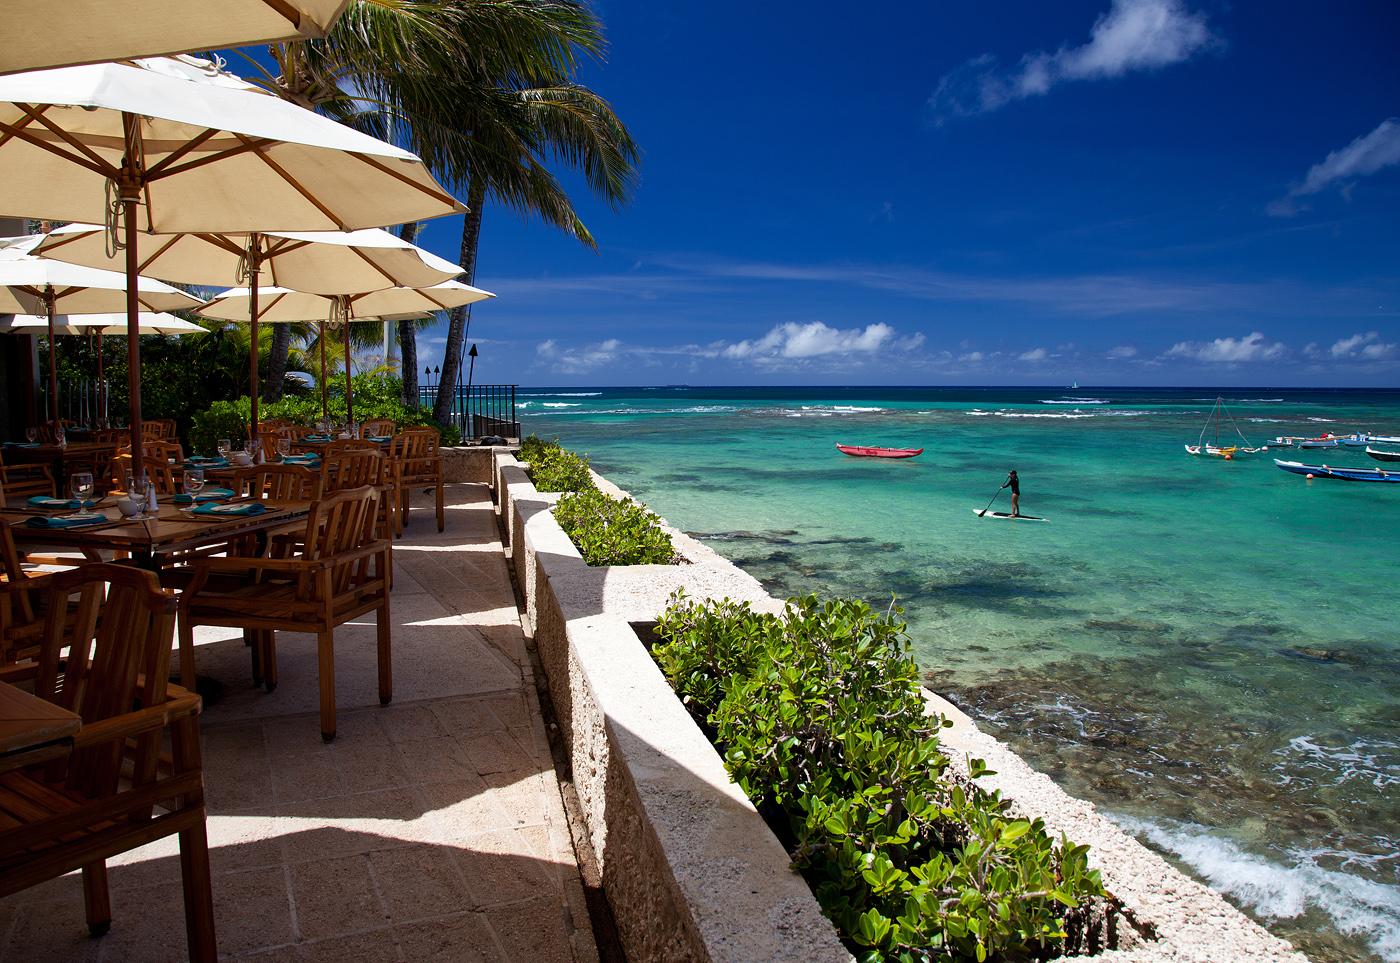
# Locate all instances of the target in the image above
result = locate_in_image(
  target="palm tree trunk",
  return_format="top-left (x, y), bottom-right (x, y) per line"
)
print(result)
top-left (265, 324), bottom-right (291, 402)
top-left (397, 221), bottom-right (422, 407)
top-left (434, 176), bottom-right (485, 426)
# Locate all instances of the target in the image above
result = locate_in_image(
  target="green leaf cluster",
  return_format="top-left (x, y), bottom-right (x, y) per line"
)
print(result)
top-left (187, 376), bottom-right (460, 455)
top-left (653, 593), bottom-right (1107, 962)
top-left (553, 488), bottom-right (677, 566)
top-left (518, 435), bottom-right (595, 493)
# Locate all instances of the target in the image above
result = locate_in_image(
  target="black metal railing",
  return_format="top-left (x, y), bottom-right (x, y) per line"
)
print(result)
top-left (418, 380), bottom-right (519, 441)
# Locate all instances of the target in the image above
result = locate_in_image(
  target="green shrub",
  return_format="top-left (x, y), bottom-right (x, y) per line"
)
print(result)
top-left (189, 398), bottom-right (250, 456)
top-left (527, 445), bottom-right (595, 493)
top-left (554, 488), bottom-right (677, 566)
top-left (518, 434), bottom-right (557, 464)
top-left (653, 593), bottom-right (1107, 962)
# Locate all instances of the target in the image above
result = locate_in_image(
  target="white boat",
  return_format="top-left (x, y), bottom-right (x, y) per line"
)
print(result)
top-left (1339, 433), bottom-right (1372, 447)
top-left (1298, 437), bottom-right (1339, 449)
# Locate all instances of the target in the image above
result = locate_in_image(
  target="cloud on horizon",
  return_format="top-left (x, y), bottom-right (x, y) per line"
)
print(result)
top-left (1268, 117), bottom-right (1400, 217)
top-left (1165, 331), bottom-right (1288, 363)
top-left (929, 0), bottom-right (1218, 122)
top-left (721, 321), bottom-right (922, 362)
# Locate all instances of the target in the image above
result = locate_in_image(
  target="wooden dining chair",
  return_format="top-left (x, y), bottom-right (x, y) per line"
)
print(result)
top-left (0, 452), bottom-right (55, 500)
top-left (110, 454), bottom-right (177, 495)
top-left (360, 418), bottom-right (396, 438)
top-left (175, 486), bottom-right (391, 741)
top-left (400, 426), bottom-right (446, 532)
top-left (0, 520), bottom-right (56, 664)
top-left (321, 448), bottom-right (394, 537)
top-left (0, 564), bottom-right (216, 961)
top-left (252, 464), bottom-right (320, 501)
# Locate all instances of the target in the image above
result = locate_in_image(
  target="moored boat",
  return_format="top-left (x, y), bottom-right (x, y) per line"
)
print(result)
top-left (1186, 397), bottom-right (1260, 457)
top-left (1274, 459), bottom-right (1400, 483)
top-left (1366, 446), bottom-right (1400, 463)
top-left (835, 443), bottom-right (923, 459)
top-left (1297, 437), bottom-right (1339, 449)
top-left (1339, 432), bottom-right (1373, 447)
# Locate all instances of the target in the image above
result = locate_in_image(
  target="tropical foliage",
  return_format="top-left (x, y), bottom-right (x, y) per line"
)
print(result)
top-left (517, 436), bottom-right (593, 492)
top-left (653, 593), bottom-right (1110, 962)
top-left (187, 375), bottom-right (459, 455)
top-left (553, 488), bottom-right (677, 566)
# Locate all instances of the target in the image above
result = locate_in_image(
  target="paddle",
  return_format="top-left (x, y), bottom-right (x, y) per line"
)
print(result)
top-left (977, 485), bottom-right (1003, 518)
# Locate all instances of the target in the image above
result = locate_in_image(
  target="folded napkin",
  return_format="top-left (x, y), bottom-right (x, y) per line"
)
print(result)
top-left (192, 501), bottom-right (267, 517)
top-left (27, 496), bottom-right (97, 509)
top-left (185, 457), bottom-right (229, 468)
top-left (5, 441), bottom-right (40, 448)
top-left (173, 488), bottom-right (235, 504)
top-left (366, 435), bottom-right (393, 443)
top-left (26, 511), bottom-right (108, 528)
top-left (282, 455), bottom-right (319, 465)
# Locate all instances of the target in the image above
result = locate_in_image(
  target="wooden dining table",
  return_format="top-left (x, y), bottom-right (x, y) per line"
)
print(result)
top-left (0, 496), bottom-right (313, 568)
top-left (2, 441), bottom-right (116, 485)
top-left (0, 681), bottom-right (80, 774)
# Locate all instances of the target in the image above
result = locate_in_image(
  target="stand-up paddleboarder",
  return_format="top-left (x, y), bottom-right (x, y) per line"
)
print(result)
top-left (1003, 470), bottom-right (1020, 517)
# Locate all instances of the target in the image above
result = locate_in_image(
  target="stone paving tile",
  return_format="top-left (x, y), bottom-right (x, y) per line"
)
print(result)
top-left (0, 485), bottom-right (596, 963)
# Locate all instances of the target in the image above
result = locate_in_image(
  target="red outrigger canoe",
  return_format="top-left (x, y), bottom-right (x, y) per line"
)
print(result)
top-left (835, 443), bottom-right (923, 459)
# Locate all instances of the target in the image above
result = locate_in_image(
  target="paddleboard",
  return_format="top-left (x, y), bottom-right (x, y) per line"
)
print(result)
top-left (973, 509), bottom-right (1047, 522)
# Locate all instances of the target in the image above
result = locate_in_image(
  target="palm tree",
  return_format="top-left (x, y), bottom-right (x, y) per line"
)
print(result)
top-left (234, 1), bottom-right (639, 420)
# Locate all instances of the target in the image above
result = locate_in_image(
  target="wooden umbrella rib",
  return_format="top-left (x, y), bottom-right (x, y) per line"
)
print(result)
top-left (0, 118), bottom-right (111, 178)
top-left (26, 107), bottom-right (115, 174)
top-left (0, 104), bottom-right (50, 151)
top-left (150, 137), bottom-right (274, 180)
top-left (350, 153), bottom-right (461, 208)
top-left (236, 134), bottom-right (349, 230)
top-left (194, 232), bottom-right (251, 259)
top-left (138, 233), bottom-right (184, 274)
top-left (142, 127), bottom-right (222, 178)
top-left (347, 246), bottom-right (399, 287)
top-left (259, 0), bottom-right (305, 28)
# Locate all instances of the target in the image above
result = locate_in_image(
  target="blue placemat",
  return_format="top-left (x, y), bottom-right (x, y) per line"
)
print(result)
top-left (192, 501), bottom-right (267, 517)
top-left (366, 435), bottom-right (393, 443)
top-left (301, 434), bottom-right (334, 443)
top-left (185, 457), bottom-right (229, 468)
top-left (26, 512), bottom-right (108, 529)
top-left (27, 496), bottom-right (97, 509)
top-left (5, 442), bottom-right (40, 448)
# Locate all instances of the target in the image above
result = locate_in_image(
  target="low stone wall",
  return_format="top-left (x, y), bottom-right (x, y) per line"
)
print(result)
top-left (497, 451), bottom-right (847, 962)
top-left (440, 444), bottom-right (508, 484)
top-left (492, 451), bottom-right (1307, 963)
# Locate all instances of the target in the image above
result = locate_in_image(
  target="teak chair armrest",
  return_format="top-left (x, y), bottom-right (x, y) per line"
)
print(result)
top-left (0, 662), bottom-right (38, 684)
top-left (71, 692), bottom-right (201, 751)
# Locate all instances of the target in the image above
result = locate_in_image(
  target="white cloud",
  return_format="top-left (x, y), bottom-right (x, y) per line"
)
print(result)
top-left (1019, 347), bottom-right (1050, 362)
top-left (536, 337), bottom-right (621, 373)
top-left (959, 351), bottom-right (985, 363)
top-left (1269, 118), bottom-right (1400, 216)
top-left (721, 321), bottom-right (919, 362)
top-left (1329, 331), bottom-right (1397, 361)
top-left (929, 0), bottom-right (1218, 121)
top-left (1106, 344), bottom-right (1138, 359)
top-left (1166, 331), bottom-right (1288, 363)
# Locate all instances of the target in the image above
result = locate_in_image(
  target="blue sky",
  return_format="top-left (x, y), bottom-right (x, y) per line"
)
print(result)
top-left (402, 0), bottom-right (1400, 387)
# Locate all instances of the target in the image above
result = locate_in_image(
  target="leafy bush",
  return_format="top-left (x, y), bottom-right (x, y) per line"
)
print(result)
top-left (653, 593), bottom-right (1107, 962)
top-left (189, 398), bottom-right (250, 456)
top-left (553, 488), bottom-right (677, 566)
top-left (520, 438), bottom-right (595, 493)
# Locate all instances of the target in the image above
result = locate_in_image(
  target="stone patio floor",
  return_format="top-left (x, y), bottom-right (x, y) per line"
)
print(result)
top-left (0, 483), bottom-right (600, 963)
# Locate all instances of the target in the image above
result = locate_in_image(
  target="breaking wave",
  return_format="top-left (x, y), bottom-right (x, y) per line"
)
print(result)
top-left (1113, 816), bottom-right (1400, 962)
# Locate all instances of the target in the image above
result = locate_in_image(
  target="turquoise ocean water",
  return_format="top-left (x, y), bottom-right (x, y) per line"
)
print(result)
top-left (520, 386), bottom-right (1400, 962)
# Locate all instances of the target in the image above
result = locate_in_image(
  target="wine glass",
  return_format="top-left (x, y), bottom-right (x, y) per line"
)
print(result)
top-left (277, 437), bottom-right (292, 461)
top-left (69, 471), bottom-right (94, 516)
top-left (182, 468), bottom-right (205, 514)
top-left (216, 438), bottom-right (231, 461)
top-left (127, 472), bottom-right (151, 520)
top-left (54, 425), bottom-right (66, 448)
top-left (24, 426), bottom-right (36, 444)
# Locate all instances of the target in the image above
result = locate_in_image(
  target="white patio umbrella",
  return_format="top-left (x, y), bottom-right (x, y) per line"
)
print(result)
top-left (198, 281), bottom-right (493, 424)
top-left (2, 0), bottom-right (350, 75)
top-left (2, 313), bottom-right (207, 424)
top-left (0, 54), bottom-right (464, 470)
top-left (34, 222), bottom-right (464, 431)
top-left (0, 240), bottom-right (202, 426)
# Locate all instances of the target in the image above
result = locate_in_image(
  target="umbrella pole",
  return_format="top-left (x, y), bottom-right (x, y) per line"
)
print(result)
top-left (118, 126), bottom-right (144, 475)
top-left (343, 316), bottom-right (354, 426)
top-left (45, 288), bottom-right (59, 430)
top-left (97, 332), bottom-right (106, 425)
top-left (319, 320), bottom-right (328, 423)
top-left (247, 234), bottom-right (261, 441)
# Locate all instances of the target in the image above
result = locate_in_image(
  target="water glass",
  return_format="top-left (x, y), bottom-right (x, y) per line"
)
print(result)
top-left (277, 437), bottom-right (292, 460)
top-left (216, 438), bottom-right (231, 460)
top-left (24, 426), bottom-right (36, 443)
top-left (54, 425), bottom-right (66, 448)
top-left (127, 473), bottom-right (151, 520)
top-left (69, 471), bottom-right (94, 515)
top-left (182, 468), bottom-right (205, 513)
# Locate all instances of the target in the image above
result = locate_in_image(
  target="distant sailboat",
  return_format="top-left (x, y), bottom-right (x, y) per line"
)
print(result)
top-left (1069, 380), bottom-right (1079, 389)
top-left (1185, 396), bottom-right (1263, 458)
